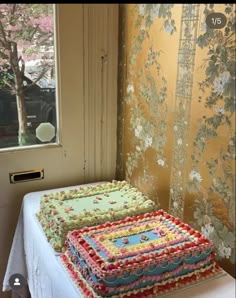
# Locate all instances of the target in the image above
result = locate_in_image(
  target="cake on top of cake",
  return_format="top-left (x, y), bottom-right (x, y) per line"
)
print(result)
top-left (37, 180), bottom-right (157, 252)
top-left (61, 209), bottom-right (221, 297)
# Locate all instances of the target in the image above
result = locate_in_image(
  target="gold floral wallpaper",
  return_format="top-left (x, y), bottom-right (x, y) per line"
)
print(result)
top-left (116, 4), bottom-right (235, 277)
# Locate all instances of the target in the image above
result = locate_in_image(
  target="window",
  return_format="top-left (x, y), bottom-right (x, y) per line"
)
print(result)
top-left (0, 4), bottom-right (57, 150)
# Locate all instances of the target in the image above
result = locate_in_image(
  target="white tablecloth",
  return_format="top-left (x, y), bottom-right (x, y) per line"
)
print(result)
top-left (2, 183), bottom-right (90, 298)
top-left (2, 183), bottom-right (236, 298)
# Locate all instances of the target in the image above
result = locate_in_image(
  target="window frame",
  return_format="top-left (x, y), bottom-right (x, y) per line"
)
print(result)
top-left (0, 4), bottom-right (61, 153)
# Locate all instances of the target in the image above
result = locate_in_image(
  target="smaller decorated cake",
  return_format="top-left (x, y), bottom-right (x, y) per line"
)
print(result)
top-left (61, 209), bottom-right (222, 297)
top-left (37, 180), bottom-right (157, 252)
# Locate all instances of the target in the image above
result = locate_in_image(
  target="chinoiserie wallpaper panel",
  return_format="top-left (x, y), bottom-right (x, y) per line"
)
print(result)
top-left (116, 4), bottom-right (235, 277)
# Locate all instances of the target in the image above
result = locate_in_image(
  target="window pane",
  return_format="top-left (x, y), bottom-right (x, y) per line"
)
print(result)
top-left (0, 4), bottom-right (57, 149)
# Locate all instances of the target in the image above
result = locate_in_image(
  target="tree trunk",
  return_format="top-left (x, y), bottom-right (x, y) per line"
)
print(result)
top-left (15, 72), bottom-right (29, 145)
top-left (10, 42), bottom-right (35, 146)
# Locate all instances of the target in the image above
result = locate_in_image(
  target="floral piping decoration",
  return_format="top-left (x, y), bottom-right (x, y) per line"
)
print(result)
top-left (52, 209), bottom-right (59, 215)
top-left (140, 234), bottom-right (149, 242)
top-left (64, 206), bottom-right (74, 213)
top-left (70, 214), bottom-right (78, 220)
top-left (122, 237), bottom-right (129, 244)
top-left (109, 200), bottom-right (117, 204)
top-left (153, 228), bottom-right (166, 237)
top-left (120, 247), bottom-right (127, 254)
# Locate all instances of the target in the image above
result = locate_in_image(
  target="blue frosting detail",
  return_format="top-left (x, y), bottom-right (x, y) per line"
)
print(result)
top-left (68, 242), bottom-right (211, 290)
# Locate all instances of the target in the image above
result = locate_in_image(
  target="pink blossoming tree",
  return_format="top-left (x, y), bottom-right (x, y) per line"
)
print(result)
top-left (0, 4), bottom-right (54, 145)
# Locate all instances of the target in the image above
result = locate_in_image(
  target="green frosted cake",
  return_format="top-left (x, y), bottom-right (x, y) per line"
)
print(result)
top-left (37, 180), bottom-right (157, 252)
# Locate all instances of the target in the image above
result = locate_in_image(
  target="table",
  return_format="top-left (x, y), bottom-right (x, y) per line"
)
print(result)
top-left (2, 183), bottom-right (236, 298)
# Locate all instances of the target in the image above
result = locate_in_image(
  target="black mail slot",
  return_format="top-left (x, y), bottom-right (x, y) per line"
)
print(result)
top-left (9, 169), bottom-right (44, 183)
